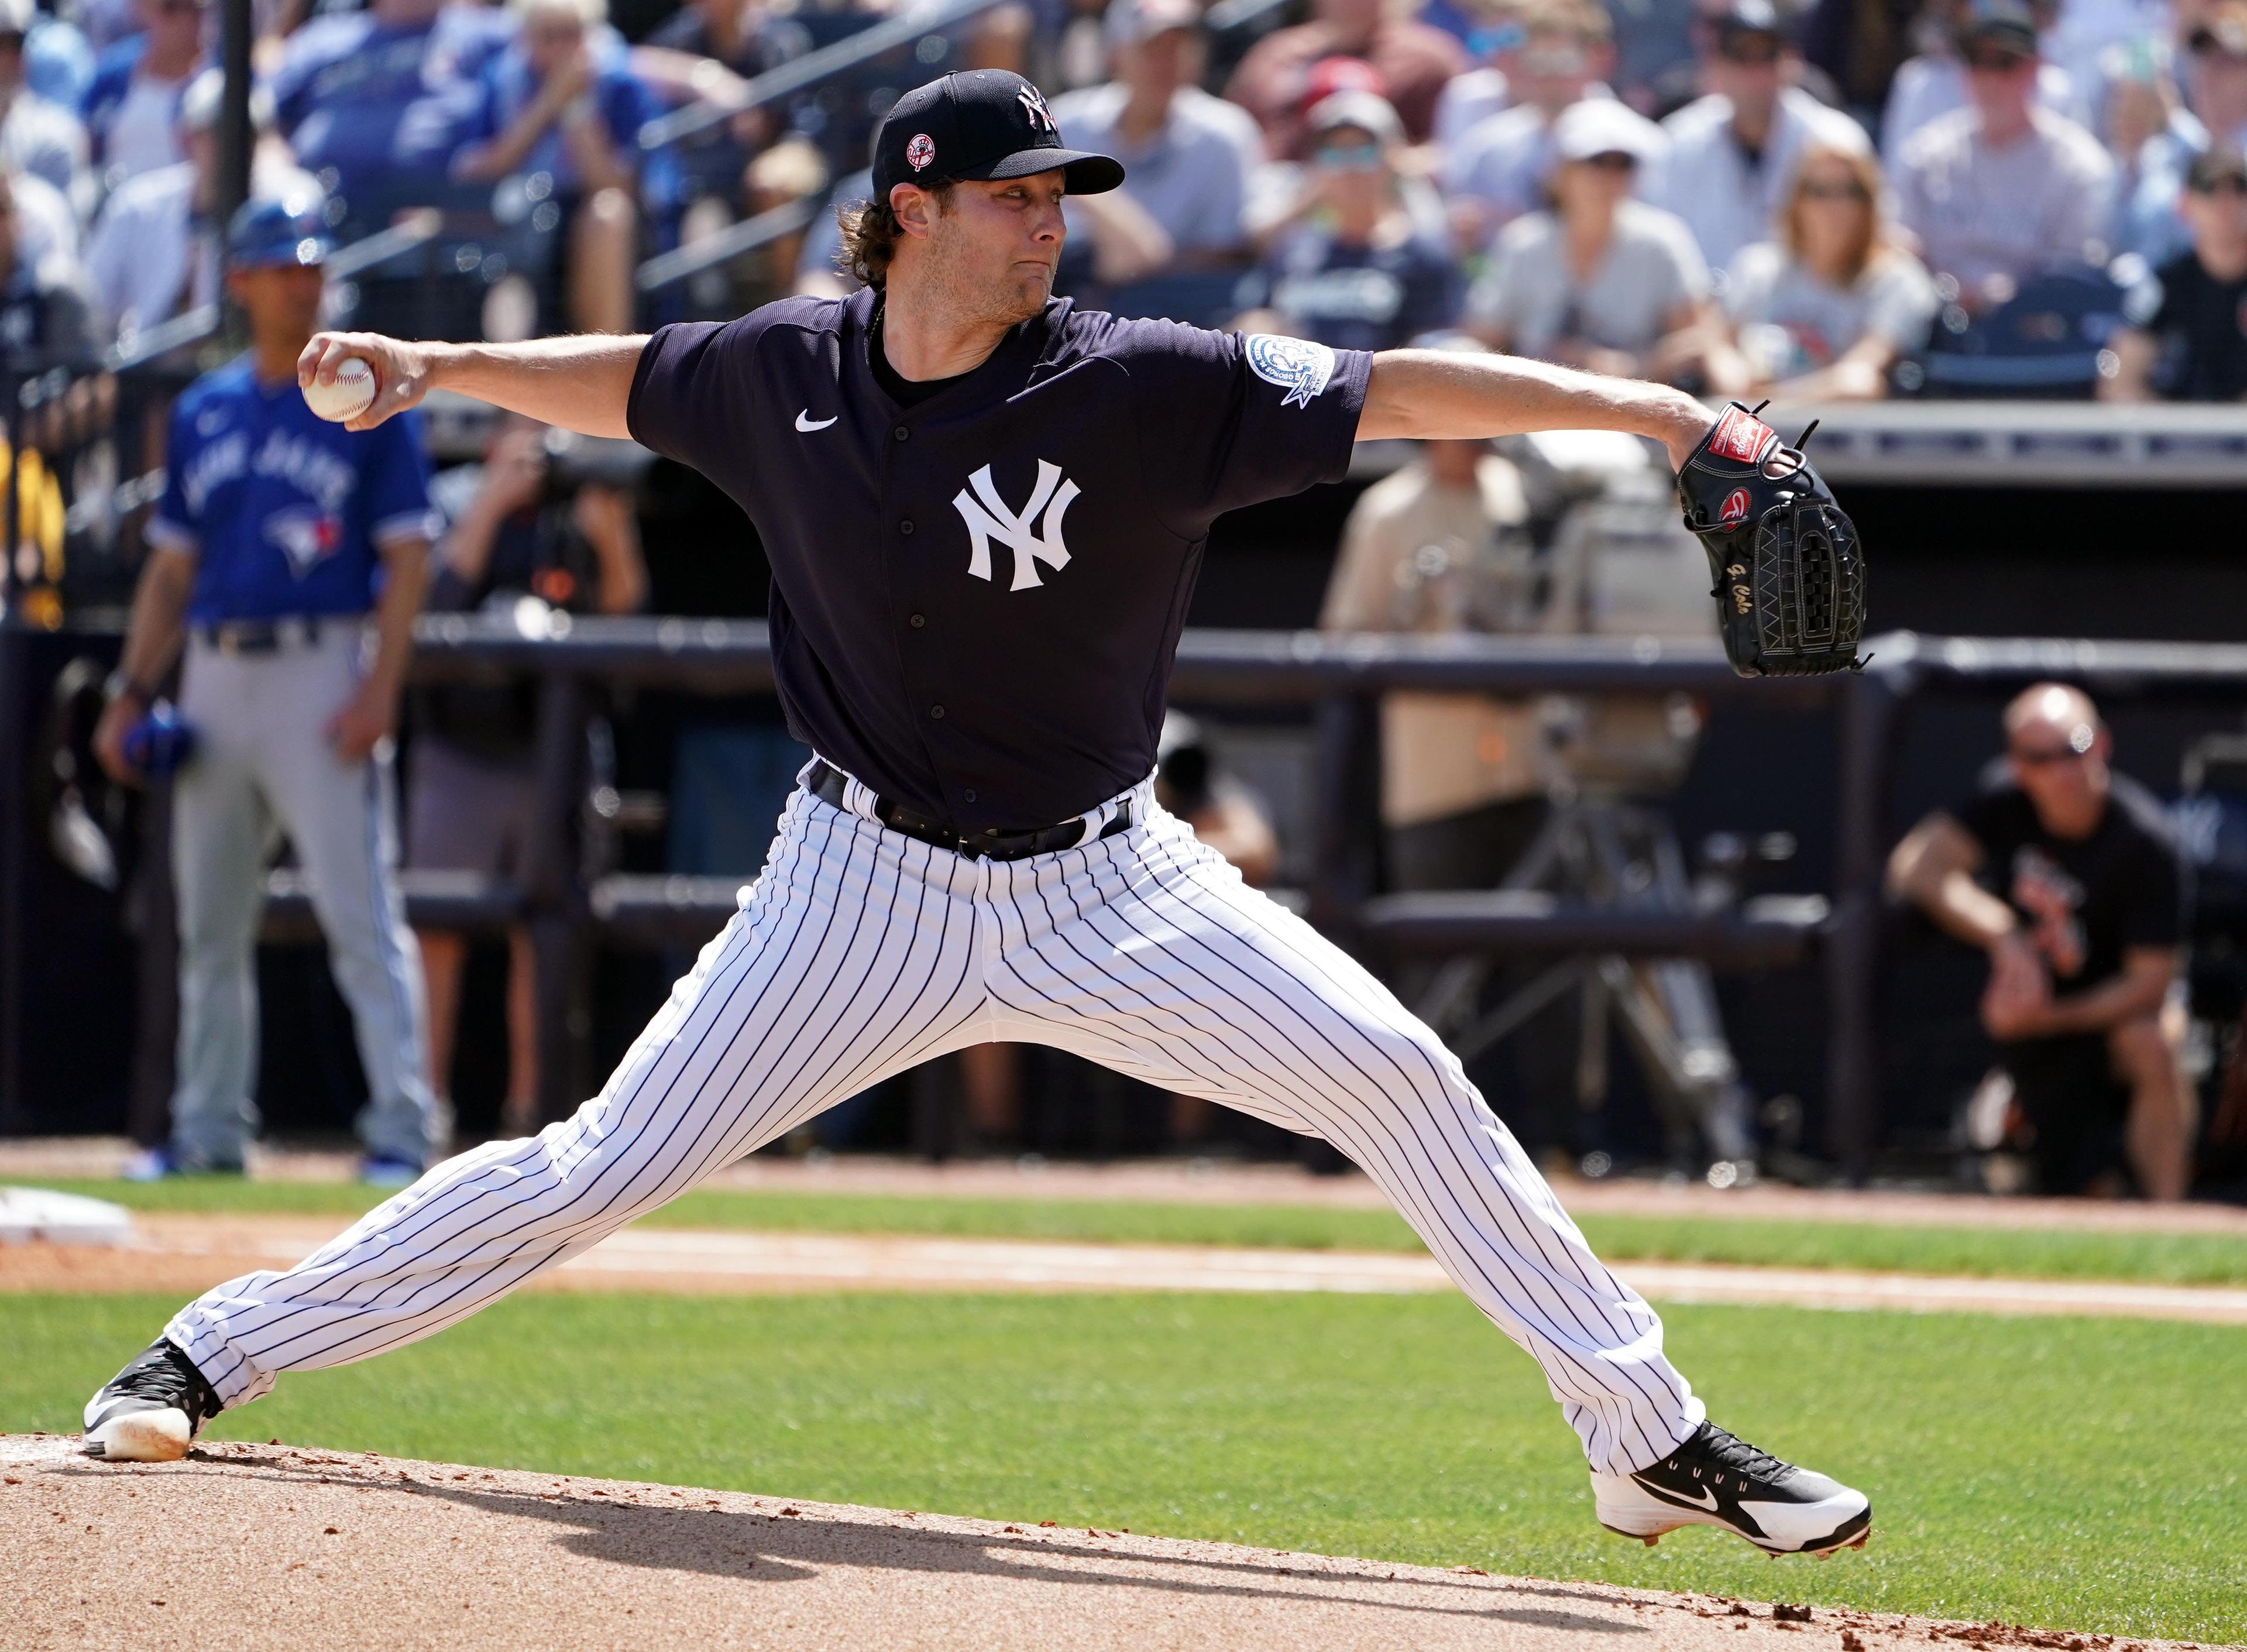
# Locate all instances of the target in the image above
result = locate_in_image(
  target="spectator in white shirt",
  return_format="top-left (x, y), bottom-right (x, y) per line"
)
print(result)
top-left (1442, 0), bottom-right (1665, 245)
top-left (1657, 0), bottom-right (1874, 274)
top-left (1727, 138), bottom-right (1939, 394)
top-left (1050, 0), bottom-right (1263, 265)
top-left (1468, 97), bottom-right (1739, 387)
top-left (1895, 0), bottom-right (2115, 307)
top-left (82, 0), bottom-right (205, 189)
top-left (1882, 0), bottom-right (2088, 168)
top-left (84, 68), bottom-right (312, 346)
top-left (0, 0), bottom-right (88, 212)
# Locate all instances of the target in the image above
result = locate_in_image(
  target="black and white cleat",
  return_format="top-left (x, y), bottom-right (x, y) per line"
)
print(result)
top-left (83, 1338), bottom-right (222, 1463)
top-left (1591, 1421), bottom-right (1872, 1557)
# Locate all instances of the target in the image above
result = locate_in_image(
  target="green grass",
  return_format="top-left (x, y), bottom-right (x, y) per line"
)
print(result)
top-left (9, 1292), bottom-right (2242, 1642)
top-left (28, 1176), bottom-right (2247, 1286)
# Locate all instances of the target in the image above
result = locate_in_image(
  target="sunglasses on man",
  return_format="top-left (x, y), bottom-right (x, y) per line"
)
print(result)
top-left (2009, 724), bottom-right (2096, 765)
top-left (1718, 38), bottom-right (1782, 66)
top-left (2191, 173), bottom-right (2247, 195)
top-left (1799, 179), bottom-right (1871, 202)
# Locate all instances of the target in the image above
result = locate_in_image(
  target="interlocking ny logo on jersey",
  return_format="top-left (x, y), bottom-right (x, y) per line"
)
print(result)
top-left (952, 461), bottom-right (1078, 590)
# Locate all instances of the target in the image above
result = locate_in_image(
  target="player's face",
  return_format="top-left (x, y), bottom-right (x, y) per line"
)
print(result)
top-left (227, 263), bottom-right (328, 345)
top-left (913, 173), bottom-right (1068, 326)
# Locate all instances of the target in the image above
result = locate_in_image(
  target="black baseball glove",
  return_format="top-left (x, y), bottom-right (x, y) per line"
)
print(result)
top-left (1675, 402), bottom-right (1866, 678)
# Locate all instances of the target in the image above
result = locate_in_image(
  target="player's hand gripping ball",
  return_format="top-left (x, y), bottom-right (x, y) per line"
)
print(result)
top-left (304, 356), bottom-right (377, 424)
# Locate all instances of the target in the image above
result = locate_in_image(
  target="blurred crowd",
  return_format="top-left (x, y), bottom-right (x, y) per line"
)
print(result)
top-left (0, 0), bottom-right (2231, 394)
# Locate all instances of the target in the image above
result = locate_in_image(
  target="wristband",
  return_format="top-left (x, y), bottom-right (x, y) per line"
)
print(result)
top-left (105, 669), bottom-right (156, 708)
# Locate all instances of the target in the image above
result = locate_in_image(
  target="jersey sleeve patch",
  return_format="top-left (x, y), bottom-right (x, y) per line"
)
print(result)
top-left (1243, 334), bottom-right (1338, 409)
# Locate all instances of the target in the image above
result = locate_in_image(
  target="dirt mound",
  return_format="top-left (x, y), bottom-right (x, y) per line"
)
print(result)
top-left (1, 1434), bottom-right (2222, 1651)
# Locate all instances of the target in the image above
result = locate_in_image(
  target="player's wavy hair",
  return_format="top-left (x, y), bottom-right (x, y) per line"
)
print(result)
top-left (835, 184), bottom-right (953, 289)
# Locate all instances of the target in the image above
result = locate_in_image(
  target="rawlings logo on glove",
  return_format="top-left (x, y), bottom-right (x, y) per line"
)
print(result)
top-left (1676, 401), bottom-right (1867, 679)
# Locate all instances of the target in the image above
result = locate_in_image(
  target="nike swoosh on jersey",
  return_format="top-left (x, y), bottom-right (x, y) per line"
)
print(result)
top-left (795, 411), bottom-right (837, 432)
top-left (1637, 1476), bottom-right (1722, 1512)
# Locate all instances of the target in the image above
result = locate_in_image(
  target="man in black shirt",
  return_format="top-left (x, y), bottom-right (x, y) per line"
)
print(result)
top-left (1888, 684), bottom-right (2193, 1197)
top-left (85, 68), bottom-right (1872, 1567)
top-left (2105, 146), bottom-right (2247, 403)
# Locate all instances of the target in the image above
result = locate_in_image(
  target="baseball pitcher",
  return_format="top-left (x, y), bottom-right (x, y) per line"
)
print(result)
top-left (85, 73), bottom-right (1870, 1559)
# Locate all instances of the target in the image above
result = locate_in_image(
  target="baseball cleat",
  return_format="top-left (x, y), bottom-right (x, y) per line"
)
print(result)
top-left (1591, 1421), bottom-right (1871, 1557)
top-left (83, 1338), bottom-right (222, 1463)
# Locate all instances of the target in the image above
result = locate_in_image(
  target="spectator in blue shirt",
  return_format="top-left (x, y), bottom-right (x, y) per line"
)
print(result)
top-left (1235, 90), bottom-right (1459, 351)
top-left (266, 0), bottom-right (513, 228)
top-left (452, 0), bottom-right (655, 334)
top-left (81, 0), bottom-right (206, 189)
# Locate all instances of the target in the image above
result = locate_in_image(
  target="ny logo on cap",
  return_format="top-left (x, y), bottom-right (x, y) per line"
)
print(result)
top-left (1017, 85), bottom-right (1056, 133)
top-left (953, 461), bottom-right (1078, 590)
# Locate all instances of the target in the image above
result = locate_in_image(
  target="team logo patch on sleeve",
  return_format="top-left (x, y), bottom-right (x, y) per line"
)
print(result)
top-left (1243, 334), bottom-right (1336, 409)
top-left (906, 133), bottom-right (934, 171)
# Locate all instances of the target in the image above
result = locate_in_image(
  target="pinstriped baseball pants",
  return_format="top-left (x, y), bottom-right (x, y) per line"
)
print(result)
top-left (165, 772), bottom-right (1705, 1475)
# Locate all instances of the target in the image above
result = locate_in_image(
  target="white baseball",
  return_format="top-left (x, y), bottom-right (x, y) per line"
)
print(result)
top-left (304, 356), bottom-right (377, 423)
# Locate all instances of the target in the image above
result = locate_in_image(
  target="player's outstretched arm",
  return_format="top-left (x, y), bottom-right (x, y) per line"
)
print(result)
top-left (1357, 348), bottom-right (1715, 471)
top-left (298, 332), bottom-right (649, 439)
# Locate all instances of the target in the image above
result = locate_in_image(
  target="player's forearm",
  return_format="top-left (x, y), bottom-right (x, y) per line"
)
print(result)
top-left (365, 538), bottom-right (431, 703)
top-left (1358, 349), bottom-right (1715, 468)
top-left (114, 548), bottom-right (195, 698)
top-left (424, 338), bottom-right (645, 438)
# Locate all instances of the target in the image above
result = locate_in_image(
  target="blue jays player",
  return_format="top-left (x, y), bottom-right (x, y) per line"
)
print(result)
top-left (85, 75), bottom-right (1871, 1560)
top-left (92, 197), bottom-right (442, 1188)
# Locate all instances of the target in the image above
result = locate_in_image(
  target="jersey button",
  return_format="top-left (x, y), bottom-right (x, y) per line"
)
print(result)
top-left (929, 705), bottom-right (945, 719)
top-left (963, 788), bottom-right (977, 803)
top-left (899, 519), bottom-right (915, 535)
top-left (909, 613), bottom-right (925, 628)
top-left (894, 426), bottom-right (909, 442)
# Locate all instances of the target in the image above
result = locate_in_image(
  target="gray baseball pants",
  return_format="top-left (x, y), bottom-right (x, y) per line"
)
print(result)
top-left (169, 620), bottom-right (437, 1169)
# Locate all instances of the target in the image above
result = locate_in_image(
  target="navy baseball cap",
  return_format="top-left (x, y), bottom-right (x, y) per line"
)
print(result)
top-left (871, 70), bottom-right (1125, 202)
top-left (226, 194), bottom-right (333, 270)
top-left (1959, 0), bottom-right (2039, 56)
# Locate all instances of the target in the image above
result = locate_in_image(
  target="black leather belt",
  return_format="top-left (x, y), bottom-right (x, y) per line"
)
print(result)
top-left (807, 760), bottom-right (1133, 862)
top-left (198, 616), bottom-right (327, 654)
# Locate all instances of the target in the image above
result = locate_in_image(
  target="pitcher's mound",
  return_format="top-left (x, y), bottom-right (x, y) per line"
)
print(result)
top-left (0, 1434), bottom-right (2200, 1651)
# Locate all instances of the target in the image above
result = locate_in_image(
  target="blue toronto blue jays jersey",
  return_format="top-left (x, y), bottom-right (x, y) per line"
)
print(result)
top-left (152, 356), bottom-right (439, 625)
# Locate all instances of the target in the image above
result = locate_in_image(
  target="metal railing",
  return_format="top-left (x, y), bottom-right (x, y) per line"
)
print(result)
top-left (636, 197), bottom-right (823, 296)
top-left (382, 619), bottom-right (2247, 1176)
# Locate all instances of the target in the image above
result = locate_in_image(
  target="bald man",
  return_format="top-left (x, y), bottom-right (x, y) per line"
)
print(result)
top-left (1887, 685), bottom-right (2194, 1200)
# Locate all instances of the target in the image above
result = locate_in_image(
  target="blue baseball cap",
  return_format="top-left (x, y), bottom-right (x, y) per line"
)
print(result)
top-left (226, 194), bottom-right (333, 270)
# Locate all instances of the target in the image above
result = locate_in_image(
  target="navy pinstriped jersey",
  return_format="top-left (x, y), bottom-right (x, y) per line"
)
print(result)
top-left (627, 287), bottom-right (1370, 832)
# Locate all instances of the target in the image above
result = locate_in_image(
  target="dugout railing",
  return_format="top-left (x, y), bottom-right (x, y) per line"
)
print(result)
top-left (243, 618), bottom-right (2236, 1182)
